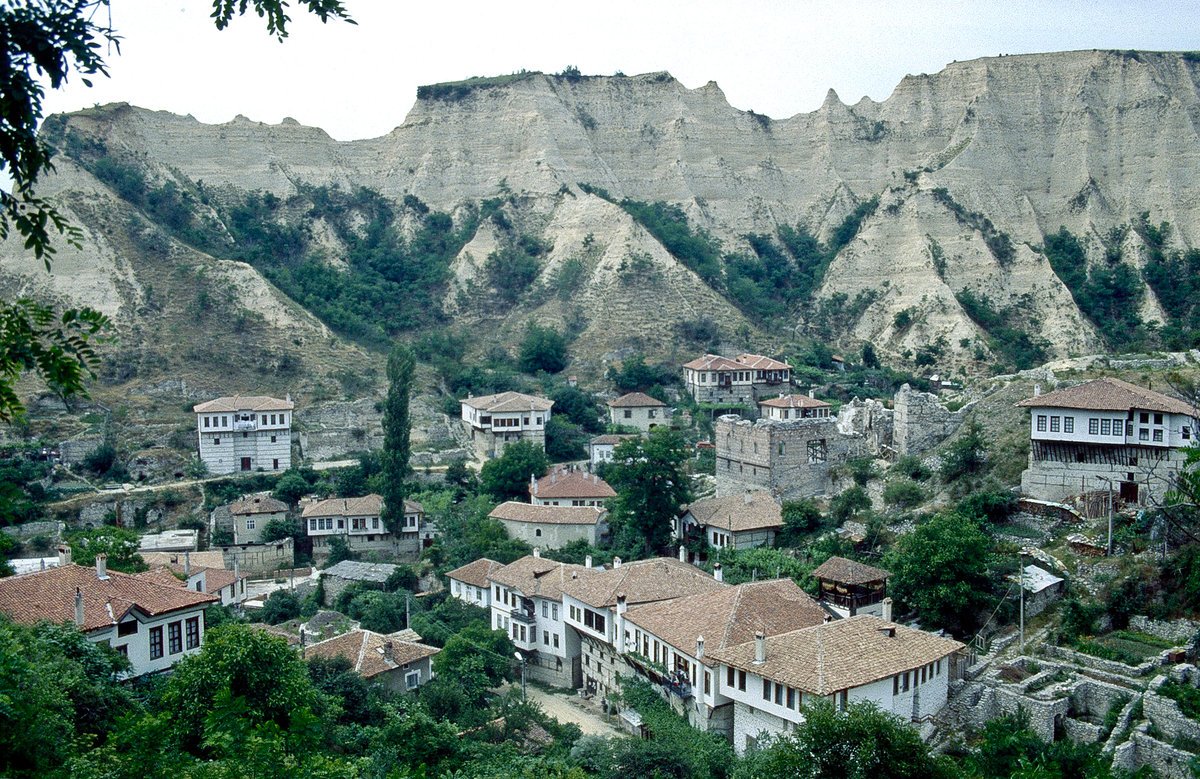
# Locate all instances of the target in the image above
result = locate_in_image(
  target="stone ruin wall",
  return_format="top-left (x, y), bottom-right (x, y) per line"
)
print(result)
top-left (893, 383), bottom-right (970, 457)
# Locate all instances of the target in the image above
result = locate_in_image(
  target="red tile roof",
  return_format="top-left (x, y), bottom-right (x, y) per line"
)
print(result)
top-left (0, 564), bottom-right (217, 632)
top-left (304, 629), bottom-right (439, 678)
top-left (446, 558), bottom-right (504, 589)
top-left (230, 494), bottom-right (289, 515)
top-left (811, 556), bottom-right (892, 585)
top-left (682, 353), bottom-right (790, 372)
top-left (489, 555), bottom-right (597, 600)
top-left (607, 392), bottom-right (667, 408)
top-left (193, 395), bottom-right (293, 413)
top-left (1016, 377), bottom-right (1193, 415)
top-left (462, 391), bottom-right (554, 413)
top-left (685, 491), bottom-right (783, 533)
top-left (302, 494), bottom-right (383, 518)
top-left (759, 394), bottom-right (831, 409)
top-left (561, 557), bottom-right (725, 608)
top-left (491, 502), bottom-right (608, 526)
top-left (530, 466), bottom-right (616, 500)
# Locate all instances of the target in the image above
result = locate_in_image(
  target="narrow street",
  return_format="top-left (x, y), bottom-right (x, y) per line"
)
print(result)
top-left (523, 686), bottom-right (621, 738)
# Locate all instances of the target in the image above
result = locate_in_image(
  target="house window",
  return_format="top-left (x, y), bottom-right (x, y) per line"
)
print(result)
top-left (536, 416), bottom-right (542, 425)
top-left (552, 604), bottom-right (558, 620)
top-left (535, 528), bottom-right (542, 537)
top-left (213, 438), bottom-right (220, 445)
top-left (406, 671), bottom-right (421, 690)
top-left (203, 417), bottom-right (210, 428)
top-left (727, 667), bottom-right (734, 687)
top-left (648, 409), bottom-right (656, 418)
top-left (553, 633), bottom-right (559, 649)
top-left (337, 519), bottom-right (345, 529)
top-left (261, 415), bottom-right (267, 425)
top-left (775, 683), bottom-right (783, 705)
top-left (543, 631), bottom-right (550, 646)
top-left (1153, 429), bottom-right (1163, 442)
top-left (186, 617), bottom-right (200, 649)
top-left (1064, 417), bottom-right (1074, 433)
top-left (1101, 419), bottom-right (1112, 436)
top-left (1155, 413), bottom-right (1164, 425)
top-left (1184, 427), bottom-right (1191, 440)
top-left (893, 675), bottom-right (899, 695)
top-left (787, 687), bottom-right (796, 709)
top-left (762, 679), bottom-right (771, 701)
top-left (221, 416), bottom-right (228, 427)
top-left (1140, 428), bottom-right (1149, 441)
top-left (1113, 423), bottom-right (1123, 438)
top-left (373, 518), bottom-right (380, 529)
top-left (705, 671), bottom-right (711, 696)
top-left (1036, 415), bottom-right (1047, 432)
top-left (168, 621), bottom-right (182, 654)
top-left (149, 626), bottom-right (164, 659)
top-left (246, 519), bottom-right (256, 530)
top-left (902, 672), bottom-right (910, 692)
top-left (738, 670), bottom-right (747, 691)
top-left (1089, 418), bottom-right (1100, 435)
top-left (1141, 412), bottom-right (1149, 424)
top-left (624, 409), bottom-right (633, 419)
top-left (779, 442), bottom-right (785, 455)
top-left (270, 435), bottom-right (277, 443)
top-left (807, 439), bottom-right (827, 464)
top-left (1049, 416), bottom-right (1060, 432)
top-left (542, 602), bottom-right (548, 618)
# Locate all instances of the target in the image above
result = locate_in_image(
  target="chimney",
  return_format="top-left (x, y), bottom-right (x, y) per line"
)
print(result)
top-left (754, 632), bottom-right (766, 664)
top-left (808, 388), bottom-right (815, 398)
top-left (882, 597), bottom-right (893, 623)
top-left (1033, 384), bottom-right (1041, 397)
top-left (57, 545), bottom-right (72, 567)
top-left (74, 588), bottom-right (84, 626)
top-left (616, 594), bottom-right (627, 650)
top-left (531, 474), bottom-right (537, 495)
top-left (823, 613), bottom-right (832, 623)
top-left (713, 563), bottom-right (723, 582)
top-left (744, 491), bottom-right (752, 504)
top-left (234, 559), bottom-right (240, 581)
top-left (185, 551), bottom-right (191, 578)
top-left (696, 635), bottom-right (705, 659)
top-left (585, 555), bottom-right (593, 569)
top-left (533, 547), bottom-right (541, 558)
top-left (95, 554), bottom-right (108, 580)
top-left (613, 557), bottom-right (622, 568)
top-left (383, 641), bottom-right (394, 661)
top-left (678, 546), bottom-right (687, 563)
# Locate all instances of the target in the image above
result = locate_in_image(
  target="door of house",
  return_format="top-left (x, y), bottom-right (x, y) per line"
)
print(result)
top-left (1120, 481), bottom-right (1139, 503)
top-left (240, 457), bottom-right (252, 471)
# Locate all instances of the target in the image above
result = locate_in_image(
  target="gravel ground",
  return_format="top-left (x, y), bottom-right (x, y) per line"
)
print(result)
top-left (524, 686), bottom-right (621, 738)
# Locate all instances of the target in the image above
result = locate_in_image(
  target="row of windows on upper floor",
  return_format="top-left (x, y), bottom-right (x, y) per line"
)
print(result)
top-left (690, 370), bottom-right (789, 384)
top-left (201, 413), bottom-right (289, 428)
top-left (1035, 414), bottom-right (1190, 442)
top-left (493, 586), bottom-right (561, 621)
top-left (206, 434), bottom-right (281, 445)
top-left (119, 615), bottom-right (200, 660)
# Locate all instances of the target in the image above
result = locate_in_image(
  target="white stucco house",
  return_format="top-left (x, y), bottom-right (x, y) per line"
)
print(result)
top-left (529, 465), bottom-right (616, 507)
top-left (1017, 377), bottom-right (1196, 504)
top-left (677, 490), bottom-right (783, 551)
top-left (0, 550), bottom-right (217, 677)
top-left (682, 353), bottom-right (791, 406)
top-left (709, 615), bottom-right (965, 753)
top-left (461, 391), bottom-right (554, 459)
top-left (446, 558), bottom-right (503, 608)
top-left (607, 392), bottom-right (670, 432)
top-left (489, 502), bottom-right (609, 550)
top-left (303, 495), bottom-right (426, 560)
top-left (193, 395), bottom-right (293, 474)
top-left (588, 433), bottom-right (638, 468)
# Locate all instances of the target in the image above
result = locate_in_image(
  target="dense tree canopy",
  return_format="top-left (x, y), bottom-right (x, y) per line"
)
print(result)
top-left (605, 428), bottom-right (692, 556)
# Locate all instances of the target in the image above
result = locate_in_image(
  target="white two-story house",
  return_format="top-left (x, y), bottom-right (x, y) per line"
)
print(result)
top-left (446, 558), bottom-right (503, 608)
top-left (1017, 377), bottom-right (1196, 504)
top-left (0, 551), bottom-right (218, 677)
top-left (683, 353), bottom-right (791, 406)
top-left (193, 395), bottom-right (293, 474)
top-left (709, 615), bottom-right (965, 753)
top-left (303, 495), bottom-right (426, 560)
top-left (607, 392), bottom-right (670, 432)
top-left (488, 552), bottom-right (596, 688)
top-left (461, 391), bottom-right (554, 459)
top-left (529, 465), bottom-right (616, 507)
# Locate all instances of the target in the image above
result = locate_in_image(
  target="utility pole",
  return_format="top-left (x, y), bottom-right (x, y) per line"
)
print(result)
top-left (405, 593), bottom-right (411, 630)
top-left (1018, 564), bottom-right (1025, 655)
top-left (514, 652), bottom-right (526, 702)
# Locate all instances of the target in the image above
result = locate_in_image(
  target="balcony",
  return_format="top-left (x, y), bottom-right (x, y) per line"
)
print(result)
top-left (233, 420), bottom-right (258, 431)
top-left (511, 608), bottom-right (536, 625)
top-left (663, 672), bottom-right (693, 700)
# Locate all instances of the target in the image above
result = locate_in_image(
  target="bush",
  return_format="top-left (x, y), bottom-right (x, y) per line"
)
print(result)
top-left (830, 486), bottom-right (871, 523)
top-left (883, 480), bottom-right (925, 509)
top-left (892, 455), bottom-right (931, 482)
top-left (259, 589), bottom-right (301, 624)
top-left (517, 321), bottom-right (568, 374)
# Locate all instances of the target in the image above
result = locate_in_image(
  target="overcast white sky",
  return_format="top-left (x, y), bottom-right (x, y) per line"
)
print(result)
top-left (42, 0), bottom-right (1200, 142)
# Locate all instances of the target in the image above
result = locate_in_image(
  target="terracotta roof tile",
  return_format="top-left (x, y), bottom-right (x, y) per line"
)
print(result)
top-left (302, 494), bottom-right (383, 518)
top-left (462, 391), bottom-right (553, 413)
top-left (709, 615), bottom-right (964, 695)
top-left (685, 491), bottom-right (783, 533)
top-left (811, 556), bottom-right (892, 585)
top-left (561, 557), bottom-right (725, 608)
top-left (193, 395), bottom-right (293, 413)
top-left (607, 392), bottom-right (666, 408)
top-left (230, 494), bottom-right (289, 515)
top-left (491, 502), bottom-right (608, 526)
top-left (446, 558), bottom-right (504, 589)
top-left (530, 467), bottom-right (616, 500)
top-left (759, 394), bottom-right (831, 409)
top-left (589, 434), bottom-right (640, 446)
top-left (489, 555), bottom-right (597, 600)
top-left (0, 564), bottom-right (217, 632)
top-left (305, 629), bottom-right (439, 678)
top-left (624, 579), bottom-right (827, 666)
top-left (682, 353), bottom-right (790, 372)
top-left (1017, 377), bottom-right (1194, 415)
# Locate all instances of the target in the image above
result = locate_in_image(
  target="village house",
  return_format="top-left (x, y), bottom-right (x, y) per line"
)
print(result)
top-left (759, 394), bottom-right (832, 421)
top-left (160, 557), bottom-right (251, 608)
top-left (446, 558), bottom-right (503, 608)
top-left (677, 490), bottom-right (783, 552)
top-left (561, 557), bottom-right (726, 703)
top-left (714, 406), bottom-right (864, 501)
top-left (193, 395), bottom-right (293, 474)
top-left (488, 552), bottom-right (596, 687)
top-left (303, 495), bottom-right (426, 560)
top-left (622, 578), bottom-right (828, 736)
top-left (0, 548), bottom-right (217, 677)
top-left (709, 613), bottom-right (965, 753)
top-left (588, 433), bottom-right (638, 468)
top-left (682, 353), bottom-right (791, 406)
top-left (607, 392), bottom-right (670, 432)
top-left (320, 560), bottom-right (400, 606)
top-left (811, 556), bottom-right (892, 619)
top-left (530, 465), bottom-right (616, 507)
top-left (489, 502), bottom-right (609, 550)
top-left (1017, 564), bottom-right (1065, 619)
top-left (1017, 377), bottom-right (1195, 505)
top-left (461, 391), bottom-right (554, 459)
top-left (229, 493), bottom-right (288, 545)
top-left (304, 629), bottom-right (440, 693)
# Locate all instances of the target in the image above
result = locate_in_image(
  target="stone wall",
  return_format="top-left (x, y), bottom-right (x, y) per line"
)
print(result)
top-left (893, 384), bottom-right (968, 457)
top-left (1130, 616), bottom-right (1200, 645)
top-left (1112, 732), bottom-right (1198, 779)
top-left (732, 699), bottom-right (789, 754)
top-left (1, 520), bottom-right (64, 543)
top-left (219, 538), bottom-right (294, 576)
top-left (1145, 675), bottom-right (1200, 744)
top-left (1021, 446), bottom-right (1187, 505)
top-left (1041, 643), bottom-right (1163, 678)
top-left (837, 397), bottom-right (894, 457)
top-left (714, 414), bottom-right (866, 500)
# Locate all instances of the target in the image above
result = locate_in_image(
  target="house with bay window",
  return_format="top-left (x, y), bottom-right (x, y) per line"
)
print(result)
top-left (683, 353), bottom-right (791, 406)
top-left (0, 549), bottom-right (217, 677)
top-left (461, 391), bottom-right (554, 459)
top-left (303, 495), bottom-right (426, 560)
top-left (1017, 377), bottom-right (1196, 504)
top-left (193, 395), bottom-right (292, 474)
top-left (488, 552), bottom-right (596, 688)
top-left (709, 615), bottom-right (965, 753)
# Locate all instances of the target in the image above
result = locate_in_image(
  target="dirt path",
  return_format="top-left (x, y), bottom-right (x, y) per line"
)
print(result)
top-left (524, 687), bottom-right (621, 738)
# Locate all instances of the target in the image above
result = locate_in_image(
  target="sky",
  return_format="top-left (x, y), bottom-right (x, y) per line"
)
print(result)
top-left (40, 0), bottom-right (1200, 143)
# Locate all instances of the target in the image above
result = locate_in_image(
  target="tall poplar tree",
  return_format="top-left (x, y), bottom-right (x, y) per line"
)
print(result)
top-left (381, 343), bottom-right (415, 532)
